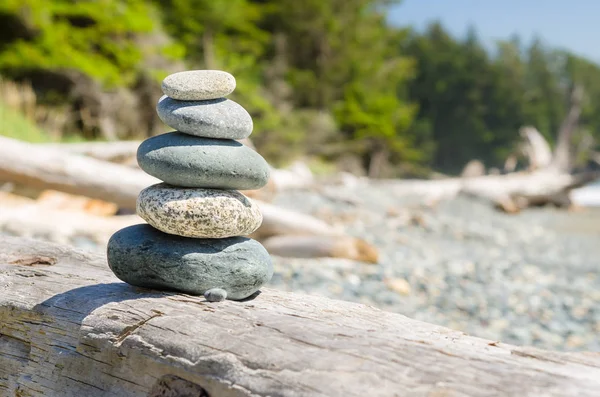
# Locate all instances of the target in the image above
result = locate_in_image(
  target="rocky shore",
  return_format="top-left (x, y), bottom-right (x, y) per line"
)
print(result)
top-left (268, 181), bottom-right (600, 352)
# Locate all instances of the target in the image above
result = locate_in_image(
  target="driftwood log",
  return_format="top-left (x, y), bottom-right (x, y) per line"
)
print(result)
top-left (0, 138), bottom-right (376, 259)
top-left (41, 140), bottom-right (142, 163)
top-left (40, 138), bottom-right (256, 164)
top-left (392, 85), bottom-right (599, 212)
top-left (0, 193), bottom-right (378, 262)
top-left (0, 137), bottom-right (309, 230)
top-left (261, 235), bottom-right (379, 264)
top-left (379, 168), bottom-right (599, 213)
top-left (0, 197), bottom-right (378, 261)
top-left (0, 136), bottom-right (158, 209)
top-left (252, 201), bottom-right (343, 239)
top-left (1, 137), bottom-right (302, 208)
top-left (0, 192), bottom-right (140, 245)
top-left (1, 235), bottom-right (600, 396)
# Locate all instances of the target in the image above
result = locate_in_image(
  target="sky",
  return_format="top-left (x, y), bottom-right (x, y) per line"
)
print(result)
top-left (388, 0), bottom-right (600, 63)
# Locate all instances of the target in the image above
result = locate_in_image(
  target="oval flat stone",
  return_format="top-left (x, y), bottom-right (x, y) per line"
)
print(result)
top-left (162, 70), bottom-right (236, 100)
top-left (156, 95), bottom-right (252, 139)
top-left (137, 132), bottom-right (270, 190)
top-left (137, 183), bottom-right (262, 238)
top-left (107, 224), bottom-right (273, 300)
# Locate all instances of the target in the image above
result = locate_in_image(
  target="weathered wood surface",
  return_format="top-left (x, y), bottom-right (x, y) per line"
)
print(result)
top-left (1, 236), bottom-right (600, 396)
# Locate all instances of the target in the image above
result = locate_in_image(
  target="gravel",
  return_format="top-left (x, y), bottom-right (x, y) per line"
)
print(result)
top-left (267, 181), bottom-right (600, 352)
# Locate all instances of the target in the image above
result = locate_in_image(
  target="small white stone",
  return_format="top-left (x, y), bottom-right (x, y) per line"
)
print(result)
top-left (162, 70), bottom-right (236, 100)
top-left (137, 183), bottom-right (262, 238)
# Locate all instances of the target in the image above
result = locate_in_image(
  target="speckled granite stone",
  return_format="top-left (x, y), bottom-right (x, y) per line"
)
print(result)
top-left (107, 224), bottom-right (273, 300)
top-left (162, 70), bottom-right (236, 100)
top-left (136, 183), bottom-right (262, 238)
top-left (137, 132), bottom-right (270, 189)
top-left (156, 95), bottom-right (252, 139)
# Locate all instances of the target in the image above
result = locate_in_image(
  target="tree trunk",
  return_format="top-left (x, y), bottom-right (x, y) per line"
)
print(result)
top-left (368, 144), bottom-right (388, 179)
top-left (552, 85), bottom-right (584, 172)
top-left (1, 235), bottom-right (600, 396)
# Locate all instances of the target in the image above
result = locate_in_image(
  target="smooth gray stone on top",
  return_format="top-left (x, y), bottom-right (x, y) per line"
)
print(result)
top-left (107, 224), bottom-right (273, 300)
top-left (156, 95), bottom-right (252, 139)
top-left (137, 132), bottom-right (270, 190)
top-left (162, 70), bottom-right (236, 101)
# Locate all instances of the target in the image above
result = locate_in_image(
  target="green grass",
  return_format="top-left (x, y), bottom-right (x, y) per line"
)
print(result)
top-left (0, 103), bottom-right (91, 143)
top-left (0, 102), bottom-right (55, 142)
top-left (306, 157), bottom-right (338, 176)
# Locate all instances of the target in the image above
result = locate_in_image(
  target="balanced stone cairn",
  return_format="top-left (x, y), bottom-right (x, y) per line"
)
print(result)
top-left (107, 70), bottom-right (273, 302)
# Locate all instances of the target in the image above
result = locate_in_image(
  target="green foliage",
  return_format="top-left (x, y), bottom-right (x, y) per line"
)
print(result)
top-left (0, 0), bottom-right (158, 87)
top-left (0, 102), bottom-right (52, 142)
top-left (403, 23), bottom-right (600, 173)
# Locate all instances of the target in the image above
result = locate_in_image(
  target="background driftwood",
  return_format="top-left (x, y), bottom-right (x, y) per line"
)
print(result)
top-left (0, 136), bottom-right (378, 260)
top-left (1, 235), bottom-right (600, 397)
top-left (0, 136), bottom-right (158, 209)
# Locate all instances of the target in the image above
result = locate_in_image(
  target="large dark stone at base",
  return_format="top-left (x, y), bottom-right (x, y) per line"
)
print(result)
top-left (107, 224), bottom-right (273, 300)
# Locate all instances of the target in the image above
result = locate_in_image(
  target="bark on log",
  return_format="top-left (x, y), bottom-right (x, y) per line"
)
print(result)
top-left (1, 236), bottom-right (600, 396)
top-left (0, 136), bottom-right (158, 209)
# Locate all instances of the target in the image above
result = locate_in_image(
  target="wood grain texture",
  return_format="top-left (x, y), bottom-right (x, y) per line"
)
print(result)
top-left (1, 235), bottom-right (600, 397)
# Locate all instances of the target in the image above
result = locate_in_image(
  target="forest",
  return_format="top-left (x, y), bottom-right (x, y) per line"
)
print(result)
top-left (2, 0), bottom-right (600, 177)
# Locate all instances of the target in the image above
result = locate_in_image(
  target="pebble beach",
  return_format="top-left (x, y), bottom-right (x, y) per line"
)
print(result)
top-left (268, 180), bottom-right (600, 352)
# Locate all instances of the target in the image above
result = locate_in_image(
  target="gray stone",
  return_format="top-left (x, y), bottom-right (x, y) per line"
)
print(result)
top-left (136, 183), bottom-right (262, 238)
top-left (156, 95), bottom-right (252, 139)
top-left (204, 288), bottom-right (228, 302)
top-left (137, 132), bottom-right (270, 190)
top-left (107, 224), bottom-right (273, 300)
top-left (162, 70), bottom-right (236, 100)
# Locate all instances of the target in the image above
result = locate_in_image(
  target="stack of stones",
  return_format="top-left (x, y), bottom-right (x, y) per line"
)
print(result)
top-left (107, 70), bottom-right (273, 302)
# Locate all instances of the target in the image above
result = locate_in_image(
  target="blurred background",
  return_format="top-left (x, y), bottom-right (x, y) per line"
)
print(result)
top-left (0, 0), bottom-right (599, 352)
